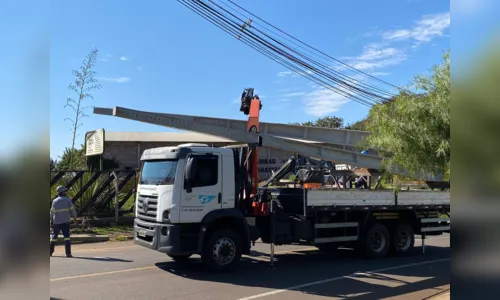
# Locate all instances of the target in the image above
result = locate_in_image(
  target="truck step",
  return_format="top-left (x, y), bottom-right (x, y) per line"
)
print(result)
top-left (314, 236), bottom-right (358, 243)
top-left (314, 222), bottom-right (358, 229)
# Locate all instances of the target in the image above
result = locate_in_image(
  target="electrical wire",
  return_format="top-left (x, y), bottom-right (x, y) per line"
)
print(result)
top-left (181, 0), bottom-right (382, 105)
top-left (226, 0), bottom-right (410, 94)
top-left (178, 0), bottom-right (400, 106)
top-left (178, 0), bottom-right (378, 106)
top-left (207, 0), bottom-right (391, 102)
top-left (213, 0), bottom-right (397, 99)
top-left (187, 0), bottom-right (384, 106)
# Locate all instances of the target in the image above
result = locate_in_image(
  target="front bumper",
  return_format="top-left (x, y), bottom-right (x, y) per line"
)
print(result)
top-left (134, 218), bottom-right (193, 255)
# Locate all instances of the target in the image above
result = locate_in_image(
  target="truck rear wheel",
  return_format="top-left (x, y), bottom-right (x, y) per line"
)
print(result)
top-left (361, 222), bottom-right (390, 259)
top-left (390, 222), bottom-right (415, 255)
top-left (201, 228), bottom-right (242, 271)
top-left (167, 254), bottom-right (192, 262)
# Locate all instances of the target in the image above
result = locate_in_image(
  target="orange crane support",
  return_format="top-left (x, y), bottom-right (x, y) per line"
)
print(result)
top-left (239, 88), bottom-right (267, 216)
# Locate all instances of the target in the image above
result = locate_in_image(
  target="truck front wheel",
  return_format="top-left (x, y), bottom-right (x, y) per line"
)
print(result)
top-left (201, 228), bottom-right (242, 271)
top-left (361, 222), bottom-right (390, 259)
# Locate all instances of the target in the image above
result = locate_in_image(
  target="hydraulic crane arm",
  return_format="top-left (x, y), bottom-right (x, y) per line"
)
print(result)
top-left (239, 88), bottom-right (262, 195)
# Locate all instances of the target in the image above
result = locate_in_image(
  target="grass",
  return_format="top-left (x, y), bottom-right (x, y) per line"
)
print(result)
top-left (72, 224), bottom-right (133, 237)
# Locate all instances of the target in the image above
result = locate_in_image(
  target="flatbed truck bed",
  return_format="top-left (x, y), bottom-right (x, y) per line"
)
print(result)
top-left (253, 187), bottom-right (449, 264)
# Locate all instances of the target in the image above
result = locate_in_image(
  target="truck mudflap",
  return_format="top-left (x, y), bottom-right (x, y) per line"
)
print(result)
top-left (134, 219), bottom-right (193, 255)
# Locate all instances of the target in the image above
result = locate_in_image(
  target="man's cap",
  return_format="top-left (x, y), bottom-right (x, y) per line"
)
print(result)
top-left (56, 186), bottom-right (68, 194)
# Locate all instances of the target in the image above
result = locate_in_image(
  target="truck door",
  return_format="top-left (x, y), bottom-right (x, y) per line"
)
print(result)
top-left (180, 153), bottom-right (222, 223)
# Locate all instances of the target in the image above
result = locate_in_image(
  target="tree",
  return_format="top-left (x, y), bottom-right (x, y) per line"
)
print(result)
top-left (54, 144), bottom-right (120, 171)
top-left (292, 116), bottom-right (344, 128)
top-left (65, 48), bottom-right (102, 169)
top-left (365, 50), bottom-right (450, 179)
top-left (50, 158), bottom-right (57, 171)
top-left (345, 118), bottom-right (369, 131)
top-left (55, 145), bottom-right (87, 170)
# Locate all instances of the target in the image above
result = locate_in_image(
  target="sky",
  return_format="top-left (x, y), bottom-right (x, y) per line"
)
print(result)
top-left (46, 0), bottom-right (458, 159)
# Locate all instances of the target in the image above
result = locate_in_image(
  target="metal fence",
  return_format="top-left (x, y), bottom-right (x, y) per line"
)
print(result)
top-left (50, 170), bottom-right (137, 218)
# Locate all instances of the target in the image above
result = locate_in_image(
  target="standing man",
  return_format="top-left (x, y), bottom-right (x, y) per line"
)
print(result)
top-left (50, 186), bottom-right (78, 257)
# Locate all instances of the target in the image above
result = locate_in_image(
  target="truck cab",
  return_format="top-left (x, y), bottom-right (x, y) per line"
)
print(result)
top-left (134, 143), bottom-right (251, 269)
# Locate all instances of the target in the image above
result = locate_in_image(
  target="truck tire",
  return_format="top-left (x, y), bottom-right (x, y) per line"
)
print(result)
top-left (390, 222), bottom-right (415, 255)
top-left (167, 254), bottom-right (192, 262)
top-left (201, 228), bottom-right (242, 271)
top-left (361, 222), bottom-right (390, 259)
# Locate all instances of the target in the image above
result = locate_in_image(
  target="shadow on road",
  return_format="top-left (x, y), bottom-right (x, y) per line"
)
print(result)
top-left (155, 246), bottom-right (450, 299)
top-left (51, 256), bottom-right (133, 262)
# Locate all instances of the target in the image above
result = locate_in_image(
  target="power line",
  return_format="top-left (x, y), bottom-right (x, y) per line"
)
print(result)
top-left (207, 0), bottom-right (392, 102)
top-left (178, 0), bottom-right (399, 106)
top-left (213, 0), bottom-right (396, 98)
top-left (226, 0), bottom-right (408, 93)
top-left (188, 0), bottom-right (384, 106)
top-left (178, 0), bottom-right (378, 106)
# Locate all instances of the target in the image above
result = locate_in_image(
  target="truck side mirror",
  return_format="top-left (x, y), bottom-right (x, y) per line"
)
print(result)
top-left (185, 156), bottom-right (198, 193)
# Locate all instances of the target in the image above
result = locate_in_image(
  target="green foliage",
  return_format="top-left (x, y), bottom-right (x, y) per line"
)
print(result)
top-left (54, 143), bottom-right (120, 171)
top-left (50, 172), bottom-right (107, 210)
top-left (55, 145), bottom-right (87, 170)
top-left (365, 50), bottom-right (450, 179)
top-left (292, 116), bottom-right (344, 128)
top-left (50, 171), bottom-right (136, 218)
top-left (345, 118), bottom-right (369, 131)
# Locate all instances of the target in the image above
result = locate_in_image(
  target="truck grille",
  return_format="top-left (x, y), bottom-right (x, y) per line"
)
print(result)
top-left (137, 195), bottom-right (158, 222)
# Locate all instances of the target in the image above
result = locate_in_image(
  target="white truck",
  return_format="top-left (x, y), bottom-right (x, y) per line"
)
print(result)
top-left (133, 143), bottom-right (450, 271)
top-left (93, 105), bottom-right (450, 271)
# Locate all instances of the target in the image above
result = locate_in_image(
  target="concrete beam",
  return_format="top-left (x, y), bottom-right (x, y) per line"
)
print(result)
top-left (95, 106), bottom-right (382, 169)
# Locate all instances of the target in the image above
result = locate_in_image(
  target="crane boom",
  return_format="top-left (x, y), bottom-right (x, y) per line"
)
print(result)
top-left (93, 106), bottom-right (441, 181)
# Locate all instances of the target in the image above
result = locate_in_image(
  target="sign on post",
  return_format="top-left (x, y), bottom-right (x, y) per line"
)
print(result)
top-left (85, 129), bottom-right (105, 156)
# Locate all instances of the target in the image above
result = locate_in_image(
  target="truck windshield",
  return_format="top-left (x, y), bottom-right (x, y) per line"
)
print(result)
top-left (140, 160), bottom-right (178, 185)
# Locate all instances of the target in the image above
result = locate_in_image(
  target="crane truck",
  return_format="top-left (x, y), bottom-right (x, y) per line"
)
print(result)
top-left (93, 88), bottom-right (450, 271)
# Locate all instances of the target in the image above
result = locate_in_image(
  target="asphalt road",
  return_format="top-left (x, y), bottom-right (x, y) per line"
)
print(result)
top-left (50, 234), bottom-right (450, 300)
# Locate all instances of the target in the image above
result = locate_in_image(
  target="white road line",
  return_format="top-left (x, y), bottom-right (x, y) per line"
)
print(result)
top-left (53, 245), bottom-right (139, 254)
top-left (236, 258), bottom-right (450, 300)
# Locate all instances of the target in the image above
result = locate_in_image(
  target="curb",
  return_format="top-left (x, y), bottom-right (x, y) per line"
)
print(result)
top-left (52, 235), bottom-right (110, 244)
top-left (109, 235), bottom-right (134, 242)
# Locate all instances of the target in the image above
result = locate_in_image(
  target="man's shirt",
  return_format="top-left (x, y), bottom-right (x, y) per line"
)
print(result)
top-left (50, 196), bottom-right (77, 225)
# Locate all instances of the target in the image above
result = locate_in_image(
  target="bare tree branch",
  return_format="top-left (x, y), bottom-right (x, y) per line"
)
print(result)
top-left (64, 47), bottom-right (102, 169)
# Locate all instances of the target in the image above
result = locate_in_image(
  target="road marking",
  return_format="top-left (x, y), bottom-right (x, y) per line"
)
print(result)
top-left (50, 266), bottom-right (157, 282)
top-left (49, 247), bottom-right (315, 282)
top-left (236, 258), bottom-right (450, 300)
top-left (53, 245), bottom-right (139, 254)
